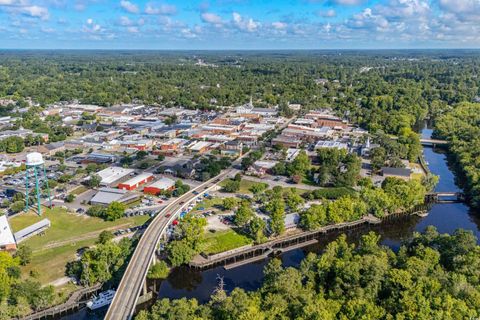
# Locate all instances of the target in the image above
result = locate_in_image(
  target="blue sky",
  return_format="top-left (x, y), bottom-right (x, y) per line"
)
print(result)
top-left (0, 0), bottom-right (479, 49)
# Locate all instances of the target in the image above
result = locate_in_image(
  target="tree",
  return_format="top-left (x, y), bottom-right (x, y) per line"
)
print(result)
top-left (287, 150), bottom-right (311, 178)
top-left (15, 245), bottom-right (32, 266)
top-left (370, 147), bottom-right (386, 171)
top-left (248, 216), bottom-right (267, 243)
top-left (234, 202), bottom-right (254, 228)
top-left (147, 261), bottom-right (170, 279)
top-left (86, 174), bottom-right (101, 188)
top-left (65, 194), bottom-right (75, 203)
top-left (222, 197), bottom-right (238, 210)
top-left (168, 240), bottom-right (196, 267)
top-left (223, 180), bottom-right (240, 193)
top-left (97, 230), bottom-right (114, 244)
top-left (300, 204), bottom-right (327, 230)
top-left (10, 201), bottom-right (24, 213)
top-left (105, 201), bottom-right (126, 221)
top-left (136, 150), bottom-right (148, 160)
top-left (249, 182), bottom-right (268, 195)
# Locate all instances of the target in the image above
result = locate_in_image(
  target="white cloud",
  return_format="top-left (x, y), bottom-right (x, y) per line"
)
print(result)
top-left (317, 9), bottom-right (336, 18)
top-left (232, 12), bottom-right (259, 32)
top-left (272, 21), bottom-right (287, 30)
top-left (21, 5), bottom-right (49, 20)
top-left (120, 0), bottom-right (139, 14)
top-left (201, 12), bottom-right (223, 25)
top-left (127, 26), bottom-right (139, 33)
top-left (145, 3), bottom-right (177, 15)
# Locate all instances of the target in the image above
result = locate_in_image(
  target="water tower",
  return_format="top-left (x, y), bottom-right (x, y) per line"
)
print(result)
top-left (25, 152), bottom-right (52, 215)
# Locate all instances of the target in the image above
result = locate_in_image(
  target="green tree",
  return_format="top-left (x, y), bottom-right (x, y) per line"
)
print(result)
top-left (105, 201), bottom-right (126, 221)
top-left (222, 197), bottom-right (238, 210)
top-left (234, 202), bottom-right (254, 228)
top-left (15, 245), bottom-right (32, 266)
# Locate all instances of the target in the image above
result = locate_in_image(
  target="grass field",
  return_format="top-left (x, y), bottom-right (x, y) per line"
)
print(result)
top-left (9, 208), bottom-right (149, 284)
top-left (220, 179), bottom-right (264, 194)
top-left (194, 197), bottom-right (224, 211)
top-left (202, 230), bottom-right (252, 255)
top-left (69, 185), bottom-right (88, 195)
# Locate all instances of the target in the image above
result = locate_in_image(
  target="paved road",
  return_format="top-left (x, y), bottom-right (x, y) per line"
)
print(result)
top-left (105, 168), bottom-right (239, 320)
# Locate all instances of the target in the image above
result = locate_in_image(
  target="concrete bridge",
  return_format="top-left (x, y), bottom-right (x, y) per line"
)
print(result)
top-left (425, 192), bottom-right (465, 203)
top-left (105, 151), bottom-right (249, 320)
top-left (419, 138), bottom-right (448, 147)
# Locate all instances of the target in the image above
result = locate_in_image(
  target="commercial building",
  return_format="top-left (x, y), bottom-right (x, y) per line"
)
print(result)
top-left (143, 177), bottom-right (176, 195)
top-left (90, 187), bottom-right (140, 206)
top-left (0, 215), bottom-right (16, 251)
top-left (97, 167), bottom-right (135, 186)
top-left (118, 173), bottom-right (154, 191)
top-left (314, 141), bottom-right (348, 151)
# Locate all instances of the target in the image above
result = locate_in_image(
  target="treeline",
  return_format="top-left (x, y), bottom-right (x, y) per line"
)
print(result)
top-left (136, 227), bottom-right (480, 319)
top-left (300, 177), bottom-right (426, 230)
top-left (0, 52), bottom-right (478, 133)
top-left (0, 250), bottom-right (56, 318)
top-left (435, 102), bottom-right (480, 207)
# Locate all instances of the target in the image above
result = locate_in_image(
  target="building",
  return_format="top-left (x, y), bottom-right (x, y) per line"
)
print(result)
top-left (143, 177), bottom-right (176, 195)
top-left (314, 141), bottom-right (348, 151)
top-left (286, 148), bottom-right (301, 162)
top-left (81, 153), bottom-right (117, 164)
top-left (14, 219), bottom-right (51, 243)
top-left (188, 141), bottom-right (212, 154)
top-left (118, 173), bottom-right (154, 191)
top-left (36, 141), bottom-right (65, 156)
top-left (247, 160), bottom-right (277, 177)
top-left (272, 136), bottom-right (302, 148)
top-left (90, 187), bottom-right (140, 206)
top-left (284, 213), bottom-right (300, 229)
top-left (381, 167), bottom-right (411, 180)
top-left (96, 167), bottom-right (135, 186)
top-left (0, 215), bottom-right (16, 251)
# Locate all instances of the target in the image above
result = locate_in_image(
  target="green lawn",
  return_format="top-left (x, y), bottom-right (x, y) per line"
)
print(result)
top-left (202, 230), bottom-right (252, 255)
top-left (194, 197), bottom-right (224, 211)
top-left (69, 185), bottom-right (88, 195)
top-left (220, 179), bottom-right (263, 194)
top-left (9, 208), bottom-right (149, 284)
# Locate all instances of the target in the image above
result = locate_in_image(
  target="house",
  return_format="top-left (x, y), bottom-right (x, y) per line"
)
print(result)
top-left (0, 215), bottom-right (16, 252)
top-left (381, 167), bottom-right (411, 180)
top-left (221, 140), bottom-right (243, 157)
top-left (118, 173), bottom-right (154, 191)
top-left (143, 177), bottom-right (176, 195)
top-left (162, 160), bottom-right (196, 179)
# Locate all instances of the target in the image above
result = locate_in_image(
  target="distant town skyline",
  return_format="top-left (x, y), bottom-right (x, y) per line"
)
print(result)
top-left (0, 0), bottom-right (479, 49)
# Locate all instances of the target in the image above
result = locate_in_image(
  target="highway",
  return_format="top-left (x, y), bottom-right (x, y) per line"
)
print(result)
top-left (105, 167), bottom-right (239, 319)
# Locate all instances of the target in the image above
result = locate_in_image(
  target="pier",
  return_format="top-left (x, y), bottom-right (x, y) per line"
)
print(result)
top-left (20, 283), bottom-right (102, 320)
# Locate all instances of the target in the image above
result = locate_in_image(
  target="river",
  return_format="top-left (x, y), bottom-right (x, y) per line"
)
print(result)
top-left (64, 127), bottom-right (480, 319)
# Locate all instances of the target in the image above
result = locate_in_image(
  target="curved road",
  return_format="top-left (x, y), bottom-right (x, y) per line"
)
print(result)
top-left (105, 168), bottom-right (238, 319)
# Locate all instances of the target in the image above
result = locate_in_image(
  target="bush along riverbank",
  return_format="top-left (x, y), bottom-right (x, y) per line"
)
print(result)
top-left (434, 102), bottom-right (480, 208)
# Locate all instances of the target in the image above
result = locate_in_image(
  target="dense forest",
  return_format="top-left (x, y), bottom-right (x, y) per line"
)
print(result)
top-left (137, 228), bottom-right (480, 320)
top-left (435, 102), bottom-right (480, 208)
top-left (1, 50), bottom-right (479, 138)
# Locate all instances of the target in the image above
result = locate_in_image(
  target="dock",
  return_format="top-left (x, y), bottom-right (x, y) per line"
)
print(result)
top-left (20, 283), bottom-right (102, 320)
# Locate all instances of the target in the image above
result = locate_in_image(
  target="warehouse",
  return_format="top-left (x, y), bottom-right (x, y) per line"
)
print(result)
top-left (96, 167), bottom-right (135, 186)
top-left (144, 177), bottom-right (176, 195)
top-left (90, 187), bottom-right (140, 206)
top-left (118, 173), bottom-right (154, 191)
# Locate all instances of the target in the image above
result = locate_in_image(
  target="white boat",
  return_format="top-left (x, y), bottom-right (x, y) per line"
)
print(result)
top-left (86, 289), bottom-right (116, 310)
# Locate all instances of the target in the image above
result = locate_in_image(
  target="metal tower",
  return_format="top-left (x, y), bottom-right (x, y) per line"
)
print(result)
top-left (25, 152), bottom-right (51, 215)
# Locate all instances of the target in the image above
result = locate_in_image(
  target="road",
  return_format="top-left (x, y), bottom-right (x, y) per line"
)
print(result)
top-left (105, 167), bottom-right (239, 320)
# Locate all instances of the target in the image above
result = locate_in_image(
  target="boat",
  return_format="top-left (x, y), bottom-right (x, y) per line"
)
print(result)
top-left (86, 289), bottom-right (116, 310)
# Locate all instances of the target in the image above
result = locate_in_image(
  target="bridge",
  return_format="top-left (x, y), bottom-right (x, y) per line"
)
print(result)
top-left (419, 138), bottom-right (448, 147)
top-left (105, 165), bottom-right (242, 319)
top-left (390, 136), bottom-right (448, 147)
top-left (425, 192), bottom-right (465, 203)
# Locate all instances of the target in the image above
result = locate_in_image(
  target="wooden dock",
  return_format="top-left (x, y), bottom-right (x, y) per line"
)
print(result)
top-left (189, 215), bottom-right (382, 270)
top-left (20, 283), bottom-right (102, 320)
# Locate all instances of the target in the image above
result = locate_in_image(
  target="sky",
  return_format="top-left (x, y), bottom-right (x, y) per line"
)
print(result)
top-left (0, 0), bottom-right (479, 49)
